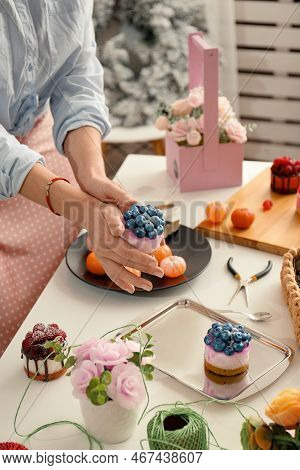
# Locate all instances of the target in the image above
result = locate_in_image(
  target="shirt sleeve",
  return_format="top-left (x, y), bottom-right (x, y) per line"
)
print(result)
top-left (50, 9), bottom-right (111, 155)
top-left (0, 124), bottom-right (45, 200)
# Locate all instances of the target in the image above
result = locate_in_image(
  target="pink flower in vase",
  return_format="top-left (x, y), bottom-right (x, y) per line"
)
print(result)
top-left (188, 87), bottom-right (204, 108)
top-left (107, 362), bottom-right (146, 409)
top-left (225, 119), bottom-right (247, 144)
top-left (187, 129), bottom-right (202, 146)
top-left (74, 338), bottom-right (100, 363)
top-left (170, 119), bottom-right (189, 142)
top-left (171, 98), bottom-right (192, 117)
top-left (90, 339), bottom-right (132, 368)
top-left (155, 115), bottom-right (170, 131)
top-left (218, 96), bottom-right (234, 123)
top-left (71, 360), bottom-right (101, 398)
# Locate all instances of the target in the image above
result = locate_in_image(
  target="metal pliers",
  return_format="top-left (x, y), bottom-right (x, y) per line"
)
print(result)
top-left (227, 257), bottom-right (273, 307)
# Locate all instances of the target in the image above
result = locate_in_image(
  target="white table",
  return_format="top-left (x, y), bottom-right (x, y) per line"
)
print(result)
top-left (0, 156), bottom-right (299, 450)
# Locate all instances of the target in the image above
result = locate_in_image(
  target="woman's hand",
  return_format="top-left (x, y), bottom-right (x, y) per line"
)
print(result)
top-left (81, 174), bottom-right (135, 213)
top-left (20, 164), bottom-right (164, 294)
top-left (81, 197), bottom-right (164, 294)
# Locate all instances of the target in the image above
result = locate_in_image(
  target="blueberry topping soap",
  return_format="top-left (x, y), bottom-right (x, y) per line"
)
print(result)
top-left (204, 322), bottom-right (252, 376)
top-left (122, 204), bottom-right (165, 253)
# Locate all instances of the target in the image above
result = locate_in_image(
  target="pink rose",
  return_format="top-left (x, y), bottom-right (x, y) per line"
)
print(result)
top-left (155, 115), bottom-right (170, 131)
top-left (170, 119), bottom-right (189, 142)
top-left (225, 119), bottom-right (247, 144)
top-left (74, 338), bottom-right (100, 363)
top-left (187, 130), bottom-right (202, 146)
top-left (125, 340), bottom-right (141, 353)
top-left (187, 117), bottom-right (198, 130)
top-left (71, 360), bottom-right (101, 398)
top-left (90, 339), bottom-right (132, 368)
top-left (171, 98), bottom-right (192, 117)
top-left (188, 87), bottom-right (204, 108)
top-left (218, 96), bottom-right (234, 122)
top-left (107, 362), bottom-right (146, 409)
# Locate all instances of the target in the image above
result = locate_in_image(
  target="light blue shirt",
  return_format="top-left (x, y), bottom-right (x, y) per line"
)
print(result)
top-left (0, 0), bottom-right (111, 200)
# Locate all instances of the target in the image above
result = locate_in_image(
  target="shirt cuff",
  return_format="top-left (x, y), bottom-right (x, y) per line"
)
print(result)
top-left (55, 118), bottom-right (112, 156)
top-left (0, 146), bottom-right (45, 200)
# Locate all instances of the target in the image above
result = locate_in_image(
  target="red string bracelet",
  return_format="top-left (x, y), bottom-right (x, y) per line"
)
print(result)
top-left (45, 177), bottom-right (70, 216)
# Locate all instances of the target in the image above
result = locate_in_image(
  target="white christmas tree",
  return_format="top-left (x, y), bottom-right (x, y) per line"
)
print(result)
top-left (93, 0), bottom-right (207, 127)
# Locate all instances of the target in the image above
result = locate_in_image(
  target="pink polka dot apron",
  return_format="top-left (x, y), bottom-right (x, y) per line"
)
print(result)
top-left (0, 112), bottom-right (78, 355)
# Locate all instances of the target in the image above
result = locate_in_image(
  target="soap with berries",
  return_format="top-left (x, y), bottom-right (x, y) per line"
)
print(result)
top-left (271, 156), bottom-right (300, 194)
top-left (204, 322), bottom-right (252, 376)
top-left (21, 323), bottom-right (67, 382)
top-left (122, 203), bottom-right (165, 254)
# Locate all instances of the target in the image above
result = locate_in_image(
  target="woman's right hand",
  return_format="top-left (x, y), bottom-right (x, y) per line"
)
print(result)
top-left (82, 197), bottom-right (164, 294)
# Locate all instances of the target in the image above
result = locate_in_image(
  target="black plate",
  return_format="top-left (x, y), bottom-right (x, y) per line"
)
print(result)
top-left (65, 226), bottom-right (212, 294)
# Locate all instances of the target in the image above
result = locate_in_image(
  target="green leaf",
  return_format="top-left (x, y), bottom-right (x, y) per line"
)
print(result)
top-left (64, 356), bottom-right (76, 369)
top-left (129, 352), bottom-right (140, 367)
top-left (147, 344), bottom-right (154, 349)
top-left (88, 377), bottom-right (100, 389)
top-left (100, 370), bottom-right (111, 385)
top-left (145, 373), bottom-right (153, 381)
top-left (54, 353), bottom-right (65, 362)
top-left (52, 342), bottom-right (62, 353)
top-left (143, 364), bottom-right (154, 374)
top-left (145, 333), bottom-right (152, 342)
top-left (89, 388), bottom-right (108, 406)
top-left (143, 350), bottom-right (154, 357)
top-left (44, 341), bottom-right (55, 350)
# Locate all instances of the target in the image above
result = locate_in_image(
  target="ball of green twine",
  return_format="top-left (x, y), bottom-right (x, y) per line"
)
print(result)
top-left (147, 406), bottom-right (209, 450)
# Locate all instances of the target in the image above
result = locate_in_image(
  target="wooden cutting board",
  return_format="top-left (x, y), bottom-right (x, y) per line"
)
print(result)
top-left (198, 168), bottom-right (300, 255)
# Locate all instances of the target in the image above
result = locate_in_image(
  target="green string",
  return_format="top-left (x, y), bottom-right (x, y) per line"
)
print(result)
top-left (141, 398), bottom-right (264, 451)
top-left (147, 406), bottom-right (210, 450)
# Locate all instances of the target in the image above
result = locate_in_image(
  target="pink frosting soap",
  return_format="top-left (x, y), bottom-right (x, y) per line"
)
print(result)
top-left (121, 229), bottom-right (163, 254)
top-left (204, 344), bottom-right (250, 372)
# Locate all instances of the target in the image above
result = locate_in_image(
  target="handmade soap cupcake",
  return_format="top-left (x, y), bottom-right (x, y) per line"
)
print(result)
top-left (271, 156), bottom-right (300, 194)
top-left (203, 367), bottom-right (251, 400)
top-left (122, 204), bottom-right (165, 254)
top-left (21, 323), bottom-right (67, 381)
top-left (204, 322), bottom-right (252, 376)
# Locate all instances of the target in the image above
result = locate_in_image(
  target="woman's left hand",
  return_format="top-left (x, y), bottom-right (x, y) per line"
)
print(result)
top-left (82, 175), bottom-right (135, 213)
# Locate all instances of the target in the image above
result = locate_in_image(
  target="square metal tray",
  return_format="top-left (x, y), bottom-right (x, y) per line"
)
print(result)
top-left (130, 299), bottom-right (294, 401)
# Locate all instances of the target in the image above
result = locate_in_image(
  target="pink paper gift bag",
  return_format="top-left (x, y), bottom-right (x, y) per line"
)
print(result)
top-left (166, 32), bottom-right (244, 192)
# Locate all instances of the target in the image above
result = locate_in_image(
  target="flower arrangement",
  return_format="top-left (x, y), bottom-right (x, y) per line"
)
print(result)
top-left (45, 333), bottom-right (155, 410)
top-left (155, 86), bottom-right (250, 147)
top-left (241, 388), bottom-right (300, 450)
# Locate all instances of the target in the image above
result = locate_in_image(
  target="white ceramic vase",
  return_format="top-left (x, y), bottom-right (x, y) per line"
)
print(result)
top-left (80, 397), bottom-right (139, 444)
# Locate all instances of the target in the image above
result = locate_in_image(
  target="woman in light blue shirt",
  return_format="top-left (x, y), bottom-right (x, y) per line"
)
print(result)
top-left (0, 1), bottom-right (163, 353)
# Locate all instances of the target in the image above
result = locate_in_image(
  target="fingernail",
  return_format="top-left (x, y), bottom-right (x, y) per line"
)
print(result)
top-left (143, 284), bottom-right (153, 292)
top-left (154, 269), bottom-right (164, 278)
top-left (127, 287), bottom-right (135, 294)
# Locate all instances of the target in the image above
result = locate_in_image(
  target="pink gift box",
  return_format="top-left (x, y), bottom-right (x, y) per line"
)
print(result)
top-left (166, 32), bottom-right (244, 192)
